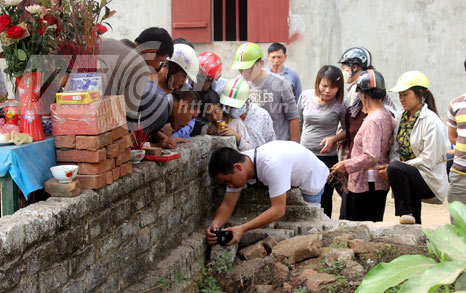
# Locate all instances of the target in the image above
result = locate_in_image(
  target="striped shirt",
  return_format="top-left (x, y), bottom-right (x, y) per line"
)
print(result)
top-left (447, 94), bottom-right (466, 175)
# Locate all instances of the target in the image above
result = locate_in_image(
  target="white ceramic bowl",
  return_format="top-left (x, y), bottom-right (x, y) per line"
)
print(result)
top-left (50, 165), bottom-right (78, 183)
top-left (131, 149), bottom-right (146, 164)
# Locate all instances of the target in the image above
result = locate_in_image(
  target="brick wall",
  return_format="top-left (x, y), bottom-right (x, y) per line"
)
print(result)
top-left (0, 136), bottom-right (235, 292)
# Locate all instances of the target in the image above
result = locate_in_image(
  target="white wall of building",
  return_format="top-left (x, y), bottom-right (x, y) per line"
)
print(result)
top-left (2, 0), bottom-right (460, 119)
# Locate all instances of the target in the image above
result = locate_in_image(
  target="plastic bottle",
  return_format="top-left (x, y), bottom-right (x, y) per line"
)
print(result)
top-left (4, 96), bottom-right (19, 126)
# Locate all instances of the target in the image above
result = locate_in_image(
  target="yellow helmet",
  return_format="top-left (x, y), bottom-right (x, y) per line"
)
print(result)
top-left (389, 71), bottom-right (430, 92)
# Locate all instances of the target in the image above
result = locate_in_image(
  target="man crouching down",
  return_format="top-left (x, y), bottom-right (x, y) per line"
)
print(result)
top-left (207, 140), bottom-right (329, 246)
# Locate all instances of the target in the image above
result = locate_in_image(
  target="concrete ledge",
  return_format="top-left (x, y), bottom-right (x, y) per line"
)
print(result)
top-left (0, 136), bottom-right (235, 292)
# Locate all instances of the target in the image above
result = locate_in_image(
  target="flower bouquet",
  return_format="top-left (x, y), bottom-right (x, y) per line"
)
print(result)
top-left (0, 0), bottom-right (63, 140)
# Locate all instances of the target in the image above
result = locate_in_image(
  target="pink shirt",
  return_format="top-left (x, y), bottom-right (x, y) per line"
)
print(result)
top-left (344, 108), bottom-right (395, 193)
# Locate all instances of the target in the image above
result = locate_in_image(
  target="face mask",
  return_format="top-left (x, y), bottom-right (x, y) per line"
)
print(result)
top-left (228, 103), bottom-right (247, 118)
top-left (343, 70), bottom-right (351, 83)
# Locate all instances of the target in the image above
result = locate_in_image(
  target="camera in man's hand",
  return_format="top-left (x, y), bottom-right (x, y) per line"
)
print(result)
top-left (211, 227), bottom-right (233, 246)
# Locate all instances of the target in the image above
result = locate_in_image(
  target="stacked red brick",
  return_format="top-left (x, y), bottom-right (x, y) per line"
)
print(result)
top-left (54, 126), bottom-right (133, 189)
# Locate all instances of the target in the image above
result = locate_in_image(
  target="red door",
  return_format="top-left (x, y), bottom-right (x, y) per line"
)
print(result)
top-left (171, 0), bottom-right (212, 43)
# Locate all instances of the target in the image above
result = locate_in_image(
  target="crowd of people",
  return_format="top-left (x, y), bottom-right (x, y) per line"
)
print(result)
top-left (99, 27), bottom-right (465, 246)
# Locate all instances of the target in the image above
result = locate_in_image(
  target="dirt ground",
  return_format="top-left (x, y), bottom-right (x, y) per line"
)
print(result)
top-left (331, 191), bottom-right (451, 228)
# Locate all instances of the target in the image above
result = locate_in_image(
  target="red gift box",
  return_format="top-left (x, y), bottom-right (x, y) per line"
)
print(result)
top-left (51, 95), bottom-right (126, 135)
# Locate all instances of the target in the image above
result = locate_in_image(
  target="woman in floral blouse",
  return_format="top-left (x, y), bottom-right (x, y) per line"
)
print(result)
top-left (331, 70), bottom-right (395, 222)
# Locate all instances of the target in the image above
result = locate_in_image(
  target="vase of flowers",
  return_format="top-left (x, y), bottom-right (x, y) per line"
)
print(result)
top-left (0, 0), bottom-right (62, 140)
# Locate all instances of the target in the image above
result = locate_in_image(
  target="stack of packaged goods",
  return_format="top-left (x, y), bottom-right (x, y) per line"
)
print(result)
top-left (51, 94), bottom-right (133, 189)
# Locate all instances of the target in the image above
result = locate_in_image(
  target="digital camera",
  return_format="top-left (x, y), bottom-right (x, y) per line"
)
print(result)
top-left (212, 228), bottom-right (233, 246)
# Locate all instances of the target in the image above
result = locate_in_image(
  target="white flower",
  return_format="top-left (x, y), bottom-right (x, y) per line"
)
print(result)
top-left (4, 0), bottom-right (23, 6)
top-left (25, 4), bottom-right (43, 15)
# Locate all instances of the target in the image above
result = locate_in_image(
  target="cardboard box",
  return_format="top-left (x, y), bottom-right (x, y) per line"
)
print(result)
top-left (51, 95), bottom-right (126, 135)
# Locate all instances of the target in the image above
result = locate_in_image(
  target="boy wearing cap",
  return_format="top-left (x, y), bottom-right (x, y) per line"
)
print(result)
top-left (221, 78), bottom-right (276, 147)
top-left (232, 42), bottom-right (300, 142)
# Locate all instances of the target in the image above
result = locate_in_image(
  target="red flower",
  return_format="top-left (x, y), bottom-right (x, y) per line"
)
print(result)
top-left (44, 15), bottom-right (58, 26)
top-left (0, 14), bottom-right (11, 32)
top-left (95, 23), bottom-right (107, 35)
top-left (54, 24), bottom-right (61, 35)
top-left (37, 25), bottom-right (44, 35)
top-left (6, 25), bottom-right (25, 39)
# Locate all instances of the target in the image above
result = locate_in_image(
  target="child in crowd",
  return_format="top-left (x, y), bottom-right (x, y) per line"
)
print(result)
top-left (220, 78), bottom-right (276, 148)
top-left (200, 89), bottom-right (253, 152)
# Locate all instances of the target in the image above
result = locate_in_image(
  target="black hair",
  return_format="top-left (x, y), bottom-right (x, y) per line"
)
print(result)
top-left (135, 27), bottom-right (174, 57)
top-left (346, 63), bottom-right (374, 72)
top-left (172, 89), bottom-right (199, 104)
top-left (209, 147), bottom-right (246, 178)
top-left (173, 38), bottom-right (195, 50)
top-left (200, 89), bottom-right (221, 117)
top-left (201, 89), bottom-right (220, 105)
top-left (167, 61), bottom-right (185, 81)
top-left (464, 59), bottom-right (466, 71)
top-left (359, 88), bottom-right (386, 100)
top-left (314, 65), bottom-right (345, 104)
top-left (267, 42), bottom-right (286, 55)
top-left (411, 86), bottom-right (438, 115)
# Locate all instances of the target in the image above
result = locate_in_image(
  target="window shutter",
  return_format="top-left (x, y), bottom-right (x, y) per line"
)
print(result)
top-left (247, 0), bottom-right (289, 42)
top-left (171, 0), bottom-right (212, 43)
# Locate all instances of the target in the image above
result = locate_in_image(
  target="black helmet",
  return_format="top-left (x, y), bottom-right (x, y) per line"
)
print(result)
top-left (338, 47), bottom-right (372, 69)
top-left (356, 70), bottom-right (385, 92)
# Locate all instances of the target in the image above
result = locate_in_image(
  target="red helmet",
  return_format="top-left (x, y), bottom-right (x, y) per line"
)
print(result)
top-left (198, 52), bottom-right (222, 81)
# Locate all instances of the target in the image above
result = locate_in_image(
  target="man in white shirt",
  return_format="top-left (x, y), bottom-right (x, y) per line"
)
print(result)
top-left (206, 141), bottom-right (329, 245)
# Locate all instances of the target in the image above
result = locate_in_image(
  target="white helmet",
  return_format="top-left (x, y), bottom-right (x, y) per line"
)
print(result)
top-left (220, 77), bottom-right (250, 108)
top-left (167, 44), bottom-right (199, 83)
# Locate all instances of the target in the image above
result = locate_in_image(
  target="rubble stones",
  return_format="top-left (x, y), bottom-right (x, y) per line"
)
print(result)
top-left (272, 234), bottom-right (322, 264)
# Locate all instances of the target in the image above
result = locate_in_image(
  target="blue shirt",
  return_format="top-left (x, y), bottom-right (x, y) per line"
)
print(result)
top-left (132, 81), bottom-right (172, 135)
top-left (173, 119), bottom-right (195, 138)
top-left (264, 65), bottom-right (302, 103)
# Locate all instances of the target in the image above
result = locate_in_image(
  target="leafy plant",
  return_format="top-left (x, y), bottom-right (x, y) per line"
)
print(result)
top-left (329, 242), bottom-right (348, 249)
top-left (356, 201), bottom-right (466, 293)
top-left (375, 245), bottom-right (403, 263)
top-left (195, 263), bottom-right (221, 293)
top-left (195, 251), bottom-right (233, 293)
top-left (157, 278), bottom-right (169, 290)
top-left (175, 271), bottom-right (191, 285)
top-left (318, 258), bottom-right (345, 275)
top-left (215, 250), bottom-right (234, 274)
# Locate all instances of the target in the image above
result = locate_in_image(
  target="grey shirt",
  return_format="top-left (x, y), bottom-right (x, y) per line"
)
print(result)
top-left (246, 72), bottom-right (299, 140)
top-left (298, 89), bottom-right (347, 156)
